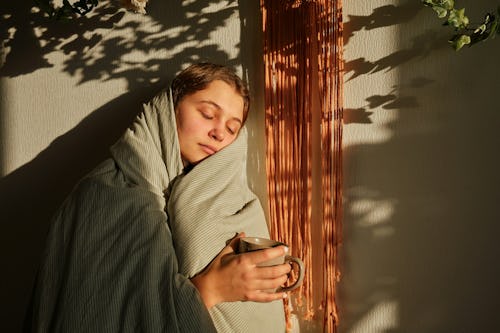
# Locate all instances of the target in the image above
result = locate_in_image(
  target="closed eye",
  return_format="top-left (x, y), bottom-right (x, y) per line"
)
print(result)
top-left (227, 120), bottom-right (240, 135)
top-left (227, 124), bottom-right (241, 135)
top-left (200, 110), bottom-right (214, 119)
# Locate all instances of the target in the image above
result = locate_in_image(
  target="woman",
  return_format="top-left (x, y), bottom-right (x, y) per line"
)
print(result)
top-left (27, 63), bottom-right (289, 332)
top-left (168, 64), bottom-right (289, 331)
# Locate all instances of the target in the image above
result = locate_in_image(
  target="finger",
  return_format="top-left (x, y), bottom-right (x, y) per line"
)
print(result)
top-left (225, 232), bottom-right (246, 245)
top-left (245, 290), bottom-right (288, 303)
top-left (243, 245), bottom-right (288, 265)
top-left (255, 263), bottom-right (291, 279)
top-left (230, 232), bottom-right (246, 252)
top-left (254, 274), bottom-right (289, 291)
top-left (221, 232), bottom-right (247, 255)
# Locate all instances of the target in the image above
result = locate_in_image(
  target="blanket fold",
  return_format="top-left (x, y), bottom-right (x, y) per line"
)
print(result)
top-left (29, 90), bottom-right (216, 333)
top-left (167, 127), bottom-right (286, 332)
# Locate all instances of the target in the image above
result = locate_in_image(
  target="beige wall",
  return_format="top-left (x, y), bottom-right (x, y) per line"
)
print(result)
top-left (341, 0), bottom-right (500, 332)
top-left (2, 0), bottom-right (500, 332)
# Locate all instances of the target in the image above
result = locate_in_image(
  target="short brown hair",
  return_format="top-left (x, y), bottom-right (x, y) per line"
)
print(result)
top-left (171, 63), bottom-right (250, 124)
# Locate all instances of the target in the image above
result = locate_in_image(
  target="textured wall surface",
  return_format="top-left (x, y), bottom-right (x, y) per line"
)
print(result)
top-left (0, 1), bottom-right (266, 331)
top-left (341, 0), bottom-right (500, 332)
top-left (2, 0), bottom-right (500, 332)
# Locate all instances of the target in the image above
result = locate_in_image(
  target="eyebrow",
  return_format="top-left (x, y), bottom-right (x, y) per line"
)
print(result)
top-left (200, 100), bottom-right (243, 124)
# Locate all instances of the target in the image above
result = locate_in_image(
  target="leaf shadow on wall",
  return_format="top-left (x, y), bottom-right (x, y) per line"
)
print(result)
top-left (340, 1), bottom-right (500, 332)
top-left (0, 1), bottom-right (255, 331)
top-left (340, 2), bottom-right (442, 331)
top-left (342, 1), bottom-right (446, 126)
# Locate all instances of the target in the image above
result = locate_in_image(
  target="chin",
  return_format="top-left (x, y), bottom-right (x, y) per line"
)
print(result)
top-left (187, 155), bottom-right (208, 166)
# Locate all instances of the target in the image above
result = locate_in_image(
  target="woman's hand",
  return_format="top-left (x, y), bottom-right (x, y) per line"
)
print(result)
top-left (190, 232), bottom-right (292, 309)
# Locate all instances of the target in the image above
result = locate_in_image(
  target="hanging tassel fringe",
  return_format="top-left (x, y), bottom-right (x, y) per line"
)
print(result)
top-left (261, 1), bottom-right (343, 332)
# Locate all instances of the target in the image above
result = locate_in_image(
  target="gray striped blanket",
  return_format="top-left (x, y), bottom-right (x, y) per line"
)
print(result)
top-left (167, 117), bottom-right (286, 333)
top-left (28, 90), bottom-right (216, 332)
top-left (28, 89), bottom-right (285, 333)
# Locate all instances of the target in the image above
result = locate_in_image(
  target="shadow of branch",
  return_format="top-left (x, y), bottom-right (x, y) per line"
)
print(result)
top-left (344, 2), bottom-right (423, 46)
top-left (345, 29), bottom-right (449, 82)
top-left (1, 0), bottom-right (241, 89)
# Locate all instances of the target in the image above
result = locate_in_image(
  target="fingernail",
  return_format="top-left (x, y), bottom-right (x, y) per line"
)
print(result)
top-left (282, 293), bottom-right (288, 299)
top-left (283, 246), bottom-right (289, 253)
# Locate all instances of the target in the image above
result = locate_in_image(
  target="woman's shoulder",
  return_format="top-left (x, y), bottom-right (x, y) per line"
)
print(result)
top-left (72, 158), bottom-right (126, 195)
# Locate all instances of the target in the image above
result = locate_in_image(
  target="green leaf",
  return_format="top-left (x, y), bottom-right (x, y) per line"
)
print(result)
top-left (423, 2), bottom-right (499, 50)
top-left (450, 34), bottom-right (471, 50)
top-left (422, 0), bottom-right (454, 10)
top-left (448, 8), bottom-right (469, 29)
top-left (434, 6), bottom-right (448, 18)
top-left (421, 0), bottom-right (455, 19)
top-left (442, 0), bottom-right (454, 10)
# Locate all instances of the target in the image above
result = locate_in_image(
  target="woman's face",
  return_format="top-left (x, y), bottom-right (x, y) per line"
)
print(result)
top-left (175, 80), bottom-right (245, 165)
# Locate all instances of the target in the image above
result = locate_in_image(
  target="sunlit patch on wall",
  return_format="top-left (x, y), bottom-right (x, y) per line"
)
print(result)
top-left (351, 198), bottom-right (396, 227)
top-left (349, 300), bottom-right (399, 333)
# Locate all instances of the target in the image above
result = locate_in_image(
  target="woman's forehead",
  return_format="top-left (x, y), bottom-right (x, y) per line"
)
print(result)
top-left (188, 81), bottom-right (244, 120)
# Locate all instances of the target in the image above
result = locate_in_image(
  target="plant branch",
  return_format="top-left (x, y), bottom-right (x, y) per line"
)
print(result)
top-left (422, 0), bottom-right (500, 50)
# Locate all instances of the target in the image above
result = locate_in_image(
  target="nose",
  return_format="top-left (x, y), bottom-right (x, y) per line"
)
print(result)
top-left (209, 127), bottom-right (225, 142)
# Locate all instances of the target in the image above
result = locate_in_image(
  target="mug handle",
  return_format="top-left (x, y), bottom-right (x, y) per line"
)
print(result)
top-left (278, 255), bottom-right (305, 292)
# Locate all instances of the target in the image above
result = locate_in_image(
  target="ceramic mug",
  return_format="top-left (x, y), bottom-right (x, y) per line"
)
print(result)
top-left (238, 236), bottom-right (304, 292)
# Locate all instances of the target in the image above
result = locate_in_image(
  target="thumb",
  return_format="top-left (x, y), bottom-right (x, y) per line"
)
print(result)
top-left (222, 232), bottom-right (246, 255)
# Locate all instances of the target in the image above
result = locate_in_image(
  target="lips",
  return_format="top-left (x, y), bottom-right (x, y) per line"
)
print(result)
top-left (199, 144), bottom-right (218, 155)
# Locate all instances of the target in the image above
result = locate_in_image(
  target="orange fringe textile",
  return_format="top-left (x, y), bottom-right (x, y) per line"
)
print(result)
top-left (261, 1), bottom-right (343, 332)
